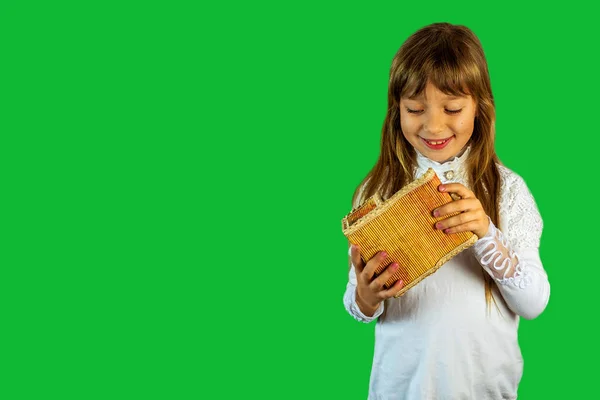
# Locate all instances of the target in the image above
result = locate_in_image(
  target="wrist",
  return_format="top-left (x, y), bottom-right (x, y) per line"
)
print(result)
top-left (355, 290), bottom-right (380, 317)
top-left (475, 216), bottom-right (491, 238)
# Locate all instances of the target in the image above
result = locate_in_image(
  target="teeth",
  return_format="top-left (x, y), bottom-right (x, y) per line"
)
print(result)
top-left (426, 139), bottom-right (447, 145)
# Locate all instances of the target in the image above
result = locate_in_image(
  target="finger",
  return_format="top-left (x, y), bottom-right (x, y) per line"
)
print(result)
top-left (433, 198), bottom-right (480, 218)
top-left (435, 210), bottom-right (482, 231)
top-left (369, 262), bottom-right (399, 291)
top-left (363, 251), bottom-right (389, 281)
top-left (439, 219), bottom-right (482, 234)
top-left (350, 243), bottom-right (365, 274)
top-left (380, 278), bottom-right (405, 299)
top-left (438, 183), bottom-right (475, 199)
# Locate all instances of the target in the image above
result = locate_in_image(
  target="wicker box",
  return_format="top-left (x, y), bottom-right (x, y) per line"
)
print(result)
top-left (342, 168), bottom-right (477, 297)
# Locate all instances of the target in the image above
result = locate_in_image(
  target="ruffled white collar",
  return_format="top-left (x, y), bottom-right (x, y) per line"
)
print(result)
top-left (415, 145), bottom-right (471, 184)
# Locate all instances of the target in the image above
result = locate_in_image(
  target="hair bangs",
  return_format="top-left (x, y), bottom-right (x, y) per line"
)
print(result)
top-left (399, 43), bottom-right (479, 101)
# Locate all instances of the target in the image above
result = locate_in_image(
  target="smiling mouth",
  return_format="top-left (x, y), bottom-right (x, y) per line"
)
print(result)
top-left (420, 136), bottom-right (453, 150)
top-left (422, 137), bottom-right (452, 145)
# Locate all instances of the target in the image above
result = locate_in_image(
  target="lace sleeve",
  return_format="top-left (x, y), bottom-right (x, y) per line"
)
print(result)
top-left (502, 172), bottom-right (544, 250)
top-left (473, 218), bottom-right (531, 288)
top-left (471, 171), bottom-right (550, 319)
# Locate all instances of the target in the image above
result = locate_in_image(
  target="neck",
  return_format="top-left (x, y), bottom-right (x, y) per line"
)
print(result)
top-left (415, 144), bottom-right (471, 165)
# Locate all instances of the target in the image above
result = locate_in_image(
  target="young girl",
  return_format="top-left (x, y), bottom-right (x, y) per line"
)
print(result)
top-left (343, 23), bottom-right (550, 400)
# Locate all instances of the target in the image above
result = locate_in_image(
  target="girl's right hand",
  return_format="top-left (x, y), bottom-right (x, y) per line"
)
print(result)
top-left (350, 244), bottom-right (405, 316)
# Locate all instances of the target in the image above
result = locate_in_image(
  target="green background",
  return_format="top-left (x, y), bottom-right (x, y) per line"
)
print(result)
top-left (1, 1), bottom-right (594, 399)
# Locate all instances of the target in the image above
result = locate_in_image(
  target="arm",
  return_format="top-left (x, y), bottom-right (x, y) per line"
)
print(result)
top-left (343, 181), bottom-right (383, 322)
top-left (342, 180), bottom-right (403, 322)
top-left (471, 175), bottom-right (550, 319)
top-left (343, 245), bottom-right (384, 323)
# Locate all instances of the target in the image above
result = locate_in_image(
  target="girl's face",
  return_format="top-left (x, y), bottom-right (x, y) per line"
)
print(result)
top-left (400, 82), bottom-right (477, 163)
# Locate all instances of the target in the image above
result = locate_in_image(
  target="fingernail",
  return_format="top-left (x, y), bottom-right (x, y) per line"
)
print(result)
top-left (436, 222), bottom-right (443, 229)
top-left (444, 228), bottom-right (451, 234)
top-left (433, 210), bottom-right (440, 217)
top-left (439, 185), bottom-right (446, 192)
top-left (351, 244), bottom-right (357, 251)
top-left (381, 252), bottom-right (388, 258)
top-left (391, 263), bottom-right (399, 270)
top-left (398, 280), bottom-right (404, 286)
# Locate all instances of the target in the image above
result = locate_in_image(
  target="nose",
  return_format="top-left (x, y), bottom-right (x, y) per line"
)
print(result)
top-left (423, 111), bottom-right (445, 135)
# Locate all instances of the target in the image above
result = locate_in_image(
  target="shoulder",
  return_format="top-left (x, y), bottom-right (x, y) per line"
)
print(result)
top-left (497, 164), bottom-right (534, 209)
top-left (497, 164), bottom-right (526, 191)
top-left (496, 164), bottom-right (543, 245)
top-left (352, 177), bottom-right (371, 209)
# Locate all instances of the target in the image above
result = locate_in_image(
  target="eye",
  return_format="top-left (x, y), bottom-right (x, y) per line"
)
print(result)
top-left (446, 109), bottom-right (463, 115)
top-left (405, 107), bottom-right (424, 114)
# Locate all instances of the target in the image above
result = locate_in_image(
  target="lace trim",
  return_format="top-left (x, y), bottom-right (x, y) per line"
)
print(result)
top-left (477, 223), bottom-right (532, 289)
top-left (498, 263), bottom-right (532, 289)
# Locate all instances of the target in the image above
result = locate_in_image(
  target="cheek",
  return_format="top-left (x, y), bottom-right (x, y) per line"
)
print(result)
top-left (400, 118), bottom-right (408, 137)
top-left (456, 117), bottom-right (475, 134)
top-left (400, 116), bottom-right (418, 135)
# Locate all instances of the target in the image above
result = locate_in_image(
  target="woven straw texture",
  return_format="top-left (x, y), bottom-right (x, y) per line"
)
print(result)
top-left (342, 168), bottom-right (478, 297)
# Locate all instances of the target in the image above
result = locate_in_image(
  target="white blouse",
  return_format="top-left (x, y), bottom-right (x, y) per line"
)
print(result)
top-left (343, 147), bottom-right (551, 400)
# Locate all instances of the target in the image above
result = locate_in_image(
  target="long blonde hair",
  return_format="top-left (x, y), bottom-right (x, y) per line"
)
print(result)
top-left (352, 22), bottom-right (501, 310)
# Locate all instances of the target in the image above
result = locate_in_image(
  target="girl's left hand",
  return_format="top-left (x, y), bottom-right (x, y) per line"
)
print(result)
top-left (432, 183), bottom-right (490, 238)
